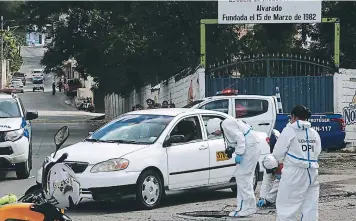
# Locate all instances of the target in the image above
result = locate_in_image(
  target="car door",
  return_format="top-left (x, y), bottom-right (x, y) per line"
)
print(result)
top-left (166, 115), bottom-right (210, 189)
top-left (18, 98), bottom-right (31, 140)
top-left (200, 114), bottom-right (236, 185)
top-left (197, 98), bottom-right (233, 115)
top-left (233, 98), bottom-right (275, 135)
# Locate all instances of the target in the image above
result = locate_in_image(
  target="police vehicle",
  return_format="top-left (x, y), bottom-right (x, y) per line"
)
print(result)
top-left (0, 93), bottom-right (38, 179)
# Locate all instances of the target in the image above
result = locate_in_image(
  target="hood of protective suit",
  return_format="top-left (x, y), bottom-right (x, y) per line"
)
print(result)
top-left (287, 120), bottom-right (311, 130)
top-left (206, 118), bottom-right (222, 134)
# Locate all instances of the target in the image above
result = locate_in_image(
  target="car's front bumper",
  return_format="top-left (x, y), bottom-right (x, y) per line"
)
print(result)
top-left (0, 137), bottom-right (29, 170)
top-left (37, 165), bottom-right (141, 200)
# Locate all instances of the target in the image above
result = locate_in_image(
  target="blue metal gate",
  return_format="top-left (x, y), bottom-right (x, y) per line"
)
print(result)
top-left (205, 54), bottom-right (335, 113)
top-left (205, 76), bottom-right (333, 113)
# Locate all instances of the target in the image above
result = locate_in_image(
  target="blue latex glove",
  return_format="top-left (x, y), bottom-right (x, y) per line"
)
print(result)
top-left (257, 198), bottom-right (266, 207)
top-left (235, 155), bottom-right (243, 164)
top-left (276, 174), bottom-right (281, 180)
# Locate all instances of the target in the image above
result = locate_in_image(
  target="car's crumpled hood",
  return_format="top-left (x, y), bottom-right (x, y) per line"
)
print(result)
top-left (0, 118), bottom-right (22, 131)
top-left (53, 141), bottom-right (149, 164)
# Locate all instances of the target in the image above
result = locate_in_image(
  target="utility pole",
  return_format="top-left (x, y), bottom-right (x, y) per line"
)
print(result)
top-left (1, 16), bottom-right (3, 89)
top-left (1, 16), bottom-right (3, 74)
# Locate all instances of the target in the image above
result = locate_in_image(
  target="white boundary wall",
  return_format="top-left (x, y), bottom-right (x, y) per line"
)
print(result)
top-left (104, 68), bottom-right (205, 121)
top-left (334, 69), bottom-right (356, 146)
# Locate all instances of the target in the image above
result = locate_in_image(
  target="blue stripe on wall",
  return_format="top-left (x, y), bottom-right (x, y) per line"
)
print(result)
top-left (205, 76), bottom-right (333, 114)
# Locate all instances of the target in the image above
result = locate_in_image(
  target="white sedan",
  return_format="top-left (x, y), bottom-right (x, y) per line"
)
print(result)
top-left (36, 108), bottom-right (270, 209)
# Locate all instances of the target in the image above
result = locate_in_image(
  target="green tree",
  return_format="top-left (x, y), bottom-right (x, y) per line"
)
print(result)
top-left (22, 2), bottom-right (241, 95)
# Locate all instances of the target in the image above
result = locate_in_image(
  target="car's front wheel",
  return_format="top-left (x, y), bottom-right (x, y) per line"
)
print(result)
top-left (15, 146), bottom-right (31, 179)
top-left (136, 170), bottom-right (163, 210)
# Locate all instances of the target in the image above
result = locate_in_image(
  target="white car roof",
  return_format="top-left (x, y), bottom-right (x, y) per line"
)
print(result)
top-left (128, 108), bottom-right (231, 117)
top-left (0, 94), bottom-right (14, 99)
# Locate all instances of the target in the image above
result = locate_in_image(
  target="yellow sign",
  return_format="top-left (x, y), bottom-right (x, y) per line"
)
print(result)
top-left (216, 151), bottom-right (229, 161)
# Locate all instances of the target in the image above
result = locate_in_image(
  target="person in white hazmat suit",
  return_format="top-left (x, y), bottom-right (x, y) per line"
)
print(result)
top-left (257, 129), bottom-right (281, 208)
top-left (207, 118), bottom-right (261, 217)
top-left (271, 105), bottom-right (321, 220)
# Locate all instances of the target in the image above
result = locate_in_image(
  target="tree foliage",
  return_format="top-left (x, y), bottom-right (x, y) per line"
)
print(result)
top-left (0, 2), bottom-right (24, 72)
top-left (21, 1), bottom-right (356, 94)
top-left (22, 2), bottom-right (243, 95)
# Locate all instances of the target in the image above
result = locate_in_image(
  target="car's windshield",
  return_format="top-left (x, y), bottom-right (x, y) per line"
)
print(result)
top-left (13, 72), bottom-right (24, 77)
top-left (12, 82), bottom-right (22, 86)
top-left (33, 78), bottom-right (43, 83)
top-left (0, 98), bottom-right (21, 118)
top-left (89, 114), bottom-right (174, 144)
top-left (183, 100), bottom-right (204, 108)
top-left (68, 79), bottom-right (81, 85)
top-left (33, 70), bottom-right (42, 73)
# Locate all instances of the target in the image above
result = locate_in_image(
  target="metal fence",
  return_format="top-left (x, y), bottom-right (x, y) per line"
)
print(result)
top-left (205, 54), bottom-right (335, 113)
top-left (205, 76), bottom-right (334, 113)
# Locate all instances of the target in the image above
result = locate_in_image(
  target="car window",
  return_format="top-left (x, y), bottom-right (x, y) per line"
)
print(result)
top-left (18, 98), bottom-right (26, 116)
top-left (90, 114), bottom-right (174, 144)
top-left (0, 98), bottom-right (21, 118)
top-left (201, 115), bottom-right (226, 140)
top-left (235, 99), bottom-right (268, 118)
top-left (169, 116), bottom-right (203, 144)
top-left (183, 100), bottom-right (204, 108)
top-left (198, 99), bottom-right (229, 114)
top-left (13, 72), bottom-right (24, 77)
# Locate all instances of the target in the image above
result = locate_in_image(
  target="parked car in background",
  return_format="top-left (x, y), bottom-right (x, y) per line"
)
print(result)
top-left (32, 77), bottom-right (44, 92)
top-left (12, 72), bottom-right (26, 86)
top-left (187, 89), bottom-right (347, 150)
top-left (10, 81), bottom-right (24, 93)
top-left (31, 69), bottom-right (44, 80)
top-left (64, 78), bottom-right (82, 96)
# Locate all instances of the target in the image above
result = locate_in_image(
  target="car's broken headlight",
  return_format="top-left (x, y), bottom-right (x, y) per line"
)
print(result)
top-left (5, 128), bottom-right (24, 142)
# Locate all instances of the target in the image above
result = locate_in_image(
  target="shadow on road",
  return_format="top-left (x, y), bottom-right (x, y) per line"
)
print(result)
top-left (71, 189), bottom-right (234, 215)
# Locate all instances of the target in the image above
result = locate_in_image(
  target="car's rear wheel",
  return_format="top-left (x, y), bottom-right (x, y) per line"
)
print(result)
top-left (136, 170), bottom-right (163, 210)
top-left (231, 166), bottom-right (259, 194)
top-left (15, 146), bottom-right (31, 179)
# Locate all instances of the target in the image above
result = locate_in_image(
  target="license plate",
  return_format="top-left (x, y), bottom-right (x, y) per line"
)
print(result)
top-left (216, 151), bottom-right (229, 161)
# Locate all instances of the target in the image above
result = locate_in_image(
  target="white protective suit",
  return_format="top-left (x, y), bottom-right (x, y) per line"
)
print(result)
top-left (211, 118), bottom-right (261, 217)
top-left (259, 171), bottom-right (279, 204)
top-left (273, 120), bottom-right (321, 221)
top-left (259, 130), bottom-right (281, 205)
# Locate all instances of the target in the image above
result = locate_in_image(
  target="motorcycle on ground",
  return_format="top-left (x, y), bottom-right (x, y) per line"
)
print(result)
top-left (0, 126), bottom-right (80, 221)
top-left (77, 97), bottom-right (95, 112)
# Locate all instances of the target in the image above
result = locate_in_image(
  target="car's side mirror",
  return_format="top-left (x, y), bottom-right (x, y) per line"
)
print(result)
top-left (26, 111), bottom-right (38, 120)
top-left (163, 135), bottom-right (185, 147)
top-left (88, 132), bottom-right (93, 136)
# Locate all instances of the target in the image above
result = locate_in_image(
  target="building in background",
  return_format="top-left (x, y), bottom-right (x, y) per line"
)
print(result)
top-left (25, 24), bottom-right (52, 46)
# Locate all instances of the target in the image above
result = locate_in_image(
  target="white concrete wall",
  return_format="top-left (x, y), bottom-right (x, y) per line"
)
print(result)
top-left (26, 32), bottom-right (46, 46)
top-left (104, 68), bottom-right (205, 121)
top-left (334, 69), bottom-right (356, 146)
top-left (77, 76), bottom-right (94, 99)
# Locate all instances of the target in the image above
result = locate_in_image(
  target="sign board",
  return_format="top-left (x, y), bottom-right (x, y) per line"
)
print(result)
top-left (218, 0), bottom-right (322, 24)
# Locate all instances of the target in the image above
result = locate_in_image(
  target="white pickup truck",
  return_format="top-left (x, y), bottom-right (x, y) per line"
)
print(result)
top-left (186, 88), bottom-right (347, 151)
top-left (187, 89), bottom-right (278, 137)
